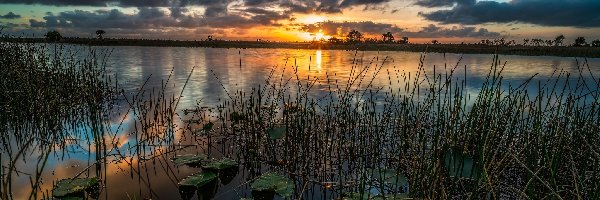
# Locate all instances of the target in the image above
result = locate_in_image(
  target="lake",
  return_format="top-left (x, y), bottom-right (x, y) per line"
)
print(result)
top-left (5, 46), bottom-right (600, 199)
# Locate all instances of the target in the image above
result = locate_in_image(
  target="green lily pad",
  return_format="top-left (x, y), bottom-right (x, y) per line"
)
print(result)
top-left (267, 126), bottom-right (287, 140)
top-left (172, 154), bottom-right (208, 166)
top-left (443, 149), bottom-right (481, 179)
top-left (178, 171), bottom-right (218, 188)
top-left (52, 177), bottom-right (99, 198)
top-left (202, 158), bottom-right (238, 171)
top-left (251, 172), bottom-right (294, 198)
top-left (203, 121), bottom-right (214, 131)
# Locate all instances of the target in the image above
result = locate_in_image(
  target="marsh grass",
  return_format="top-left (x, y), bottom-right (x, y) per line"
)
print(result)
top-left (0, 39), bottom-right (115, 199)
top-left (2, 38), bottom-right (600, 200)
top-left (183, 52), bottom-right (600, 199)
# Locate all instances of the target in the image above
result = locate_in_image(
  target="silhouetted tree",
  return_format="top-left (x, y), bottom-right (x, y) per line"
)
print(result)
top-left (531, 38), bottom-right (544, 46)
top-left (328, 37), bottom-right (342, 44)
top-left (44, 30), bottom-right (62, 42)
top-left (574, 37), bottom-right (587, 47)
top-left (523, 39), bottom-right (530, 46)
top-left (554, 35), bottom-right (565, 46)
top-left (431, 40), bottom-right (439, 45)
top-left (346, 30), bottom-right (363, 43)
top-left (400, 37), bottom-right (409, 44)
top-left (382, 32), bottom-right (394, 43)
top-left (207, 35), bottom-right (213, 41)
top-left (96, 30), bottom-right (106, 39)
top-left (592, 40), bottom-right (600, 47)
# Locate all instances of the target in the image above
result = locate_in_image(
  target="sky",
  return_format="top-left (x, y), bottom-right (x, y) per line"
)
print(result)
top-left (0, 0), bottom-right (599, 43)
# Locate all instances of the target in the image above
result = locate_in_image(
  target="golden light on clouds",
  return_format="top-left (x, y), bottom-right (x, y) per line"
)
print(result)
top-left (297, 14), bottom-right (327, 24)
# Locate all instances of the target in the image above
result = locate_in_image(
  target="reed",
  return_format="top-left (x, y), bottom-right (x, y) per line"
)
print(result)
top-left (184, 53), bottom-right (600, 199)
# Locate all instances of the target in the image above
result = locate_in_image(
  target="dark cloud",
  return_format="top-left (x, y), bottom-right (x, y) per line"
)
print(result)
top-left (403, 24), bottom-right (500, 38)
top-left (279, 0), bottom-right (391, 13)
top-left (0, 0), bottom-right (225, 7)
top-left (0, 0), bottom-right (110, 6)
top-left (301, 21), bottom-right (500, 38)
top-left (414, 0), bottom-right (474, 8)
top-left (0, 12), bottom-right (21, 19)
top-left (301, 21), bottom-right (404, 36)
top-left (28, 7), bottom-right (289, 30)
top-left (419, 0), bottom-right (600, 28)
top-left (339, 0), bottom-right (391, 8)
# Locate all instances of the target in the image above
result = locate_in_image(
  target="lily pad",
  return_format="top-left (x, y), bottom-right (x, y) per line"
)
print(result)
top-left (178, 171), bottom-right (218, 188)
top-left (52, 177), bottom-right (99, 198)
top-left (202, 158), bottom-right (238, 171)
top-left (443, 149), bottom-right (481, 179)
top-left (203, 121), bottom-right (214, 131)
top-left (251, 172), bottom-right (294, 198)
top-left (267, 126), bottom-right (287, 140)
top-left (172, 154), bottom-right (208, 166)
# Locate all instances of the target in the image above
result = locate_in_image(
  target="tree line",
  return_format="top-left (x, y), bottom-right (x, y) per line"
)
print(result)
top-left (42, 29), bottom-right (600, 47)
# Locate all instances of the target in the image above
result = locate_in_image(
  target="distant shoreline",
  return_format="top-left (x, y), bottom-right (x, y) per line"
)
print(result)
top-left (4, 38), bottom-right (600, 58)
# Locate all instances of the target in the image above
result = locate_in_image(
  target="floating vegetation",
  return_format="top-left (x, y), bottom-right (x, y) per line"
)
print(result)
top-left (178, 171), bottom-right (218, 188)
top-left (202, 158), bottom-right (238, 171)
top-left (172, 154), bottom-right (209, 166)
top-left (251, 173), bottom-right (294, 198)
top-left (52, 178), bottom-right (99, 198)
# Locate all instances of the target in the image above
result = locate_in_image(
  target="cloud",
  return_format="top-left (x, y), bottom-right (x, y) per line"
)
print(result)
top-left (418, 0), bottom-right (600, 28)
top-left (301, 21), bottom-right (499, 38)
top-left (28, 7), bottom-right (289, 31)
top-left (414, 0), bottom-right (474, 8)
top-left (403, 24), bottom-right (501, 38)
top-left (278, 0), bottom-right (391, 13)
top-left (0, 12), bottom-right (21, 19)
top-left (0, 0), bottom-right (228, 7)
top-left (301, 21), bottom-right (404, 36)
top-left (0, 0), bottom-right (110, 6)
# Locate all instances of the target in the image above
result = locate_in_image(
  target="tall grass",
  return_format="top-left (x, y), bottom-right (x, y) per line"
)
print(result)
top-left (2, 39), bottom-right (599, 199)
top-left (0, 40), bottom-right (114, 199)
top-left (185, 53), bottom-right (600, 199)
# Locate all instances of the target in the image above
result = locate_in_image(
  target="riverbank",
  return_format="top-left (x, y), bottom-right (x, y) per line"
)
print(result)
top-left (4, 37), bottom-right (600, 58)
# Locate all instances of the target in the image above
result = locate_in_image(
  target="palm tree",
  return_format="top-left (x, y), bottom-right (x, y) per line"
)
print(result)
top-left (554, 35), bottom-right (565, 46)
top-left (574, 37), bottom-right (587, 47)
top-left (382, 32), bottom-right (394, 43)
top-left (592, 40), bottom-right (600, 47)
top-left (346, 30), bottom-right (363, 43)
top-left (96, 30), bottom-right (106, 39)
top-left (44, 30), bottom-right (62, 42)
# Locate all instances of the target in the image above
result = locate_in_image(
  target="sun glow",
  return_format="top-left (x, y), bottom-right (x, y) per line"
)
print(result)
top-left (298, 15), bottom-right (327, 24)
top-left (300, 29), bottom-right (331, 41)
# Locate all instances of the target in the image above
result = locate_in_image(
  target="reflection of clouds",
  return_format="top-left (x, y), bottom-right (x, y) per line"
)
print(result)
top-left (9, 47), bottom-right (600, 199)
